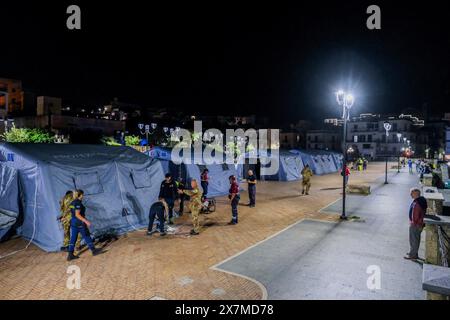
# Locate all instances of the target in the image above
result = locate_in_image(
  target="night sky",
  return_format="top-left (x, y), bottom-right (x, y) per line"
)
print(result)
top-left (1, 1), bottom-right (449, 124)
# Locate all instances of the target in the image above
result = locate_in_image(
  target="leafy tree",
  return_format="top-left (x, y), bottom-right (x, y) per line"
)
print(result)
top-left (101, 136), bottom-right (122, 146)
top-left (1, 126), bottom-right (54, 143)
top-left (125, 135), bottom-right (141, 146)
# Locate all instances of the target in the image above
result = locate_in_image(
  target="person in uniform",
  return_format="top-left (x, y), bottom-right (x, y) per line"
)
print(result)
top-left (147, 198), bottom-right (168, 236)
top-left (59, 190), bottom-right (81, 251)
top-left (67, 190), bottom-right (103, 261)
top-left (357, 158), bottom-right (363, 172)
top-left (159, 173), bottom-right (178, 224)
top-left (301, 164), bottom-right (313, 195)
top-left (247, 170), bottom-right (257, 207)
top-left (200, 168), bottom-right (209, 200)
top-left (228, 175), bottom-right (240, 225)
top-left (178, 179), bottom-right (202, 235)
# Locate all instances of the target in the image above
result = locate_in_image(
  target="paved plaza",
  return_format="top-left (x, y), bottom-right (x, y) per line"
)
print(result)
top-left (0, 163), bottom-right (425, 300)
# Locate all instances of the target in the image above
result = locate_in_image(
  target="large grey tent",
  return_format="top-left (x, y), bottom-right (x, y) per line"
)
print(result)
top-left (0, 163), bottom-right (20, 241)
top-left (0, 143), bottom-right (164, 252)
top-left (259, 150), bottom-right (305, 181)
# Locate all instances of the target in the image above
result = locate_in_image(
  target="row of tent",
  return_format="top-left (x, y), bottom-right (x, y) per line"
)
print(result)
top-left (0, 143), bottom-right (342, 252)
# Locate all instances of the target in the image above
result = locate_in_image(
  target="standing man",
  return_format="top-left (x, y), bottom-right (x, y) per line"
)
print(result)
top-left (179, 179), bottom-right (202, 235)
top-left (67, 190), bottom-right (103, 261)
top-left (408, 158), bottom-right (413, 174)
top-left (147, 198), bottom-right (168, 236)
top-left (247, 170), bottom-right (257, 207)
top-left (200, 168), bottom-right (209, 200)
top-left (404, 188), bottom-right (427, 260)
top-left (228, 175), bottom-right (240, 225)
top-left (341, 164), bottom-right (350, 186)
top-left (159, 173), bottom-right (178, 225)
top-left (301, 164), bottom-right (313, 195)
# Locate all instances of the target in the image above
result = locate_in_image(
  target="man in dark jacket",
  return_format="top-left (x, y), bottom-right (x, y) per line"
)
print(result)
top-left (159, 173), bottom-right (178, 224)
top-left (404, 188), bottom-right (427, 260)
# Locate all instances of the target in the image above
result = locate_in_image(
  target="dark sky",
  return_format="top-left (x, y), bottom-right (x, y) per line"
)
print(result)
top-left (1, 1), bottom-right (449, 124)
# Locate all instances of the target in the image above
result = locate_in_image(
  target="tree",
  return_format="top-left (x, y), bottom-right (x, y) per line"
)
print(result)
top-left (125, 135), bottom-right (141, 146)
top-left (101, 136), bottom-right (121, 146)
top-left (1, 126), bottom-right (54, 143)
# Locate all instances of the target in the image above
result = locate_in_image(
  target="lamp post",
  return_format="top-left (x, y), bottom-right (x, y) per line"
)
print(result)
top-left (396, 133), bottom-right (402, 173)
top-left (336, 90), bottom-right (354, 220)
top-left (383, 121), bottom-right (392, 184)
top-left (399, 147), bottom-right (405, 173)
top-left (138, 122), bottom-right (157, 148)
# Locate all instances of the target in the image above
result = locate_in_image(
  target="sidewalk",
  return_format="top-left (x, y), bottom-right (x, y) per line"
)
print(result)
top-left (216, 168), bottom-right (426, 299)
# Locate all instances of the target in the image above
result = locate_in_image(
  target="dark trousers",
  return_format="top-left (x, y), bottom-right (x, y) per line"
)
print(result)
top-left (148, 210), bottom-right (165, 233)
top-left (69, 225), bottom-right (94, 253)
top-left (164, 198), bottom-right (175, 219)
top-left (201, 181), bottom-right (208, 198)
top-left (178, 194), bottom-right (185, 214)
top-left (408, 224), bottom-right (423, 258)
top-left (248, 185), bottom-right (256, 206)
top-left (231, 195), bottom-right (240, 223)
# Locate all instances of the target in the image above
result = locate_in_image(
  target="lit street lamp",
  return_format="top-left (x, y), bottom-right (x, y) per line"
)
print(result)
top-left (336, 90), bottom-right (354, 220)
top-left (398, 147), bottom-right (405, 173)
top-left (138, 122), bottom-right (157, 147)
top-left (383, 121), bottom-right (392, 184)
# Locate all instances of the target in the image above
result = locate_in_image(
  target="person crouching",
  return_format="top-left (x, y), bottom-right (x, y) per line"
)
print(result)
top-left (147, 198), bottom-right (168, 236)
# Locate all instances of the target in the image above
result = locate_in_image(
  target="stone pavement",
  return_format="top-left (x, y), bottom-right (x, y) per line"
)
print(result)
top-left (216, 168), bottom-right (426, 299)
top-left (0, 163), bottom-right (416, 300)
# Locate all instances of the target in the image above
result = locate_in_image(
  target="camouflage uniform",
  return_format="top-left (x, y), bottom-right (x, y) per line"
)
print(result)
top-left (183, 187), bottom-right (202, 233)
top-left (60, 194), bottom-right (81, 248)
top-left (301, 167), bottom-right (313, 194)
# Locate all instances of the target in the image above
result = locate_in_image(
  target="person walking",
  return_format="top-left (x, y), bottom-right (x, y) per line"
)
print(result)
top-left (200, 168), bottom-right (209, 200)
top-left (159, 173), bottom-right (178, 224)
top-left (301, 164), bottom-right (313, 195)
top-left (228, 175), bottom-right (240, 225)
top-left (147, 198), bottom-right (168, 236)
top-left (404, 188), bottom-right (427, 260)
top-left (246, 170), bottom-right (257, 207)
top-left (179, 179), bottom-right (202, 235)
top-left (67, 190), bottom-right (103, 261)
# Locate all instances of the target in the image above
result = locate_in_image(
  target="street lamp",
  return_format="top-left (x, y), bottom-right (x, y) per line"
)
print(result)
top-left (383, 121), bottom-right (392, 184)
top-left (336, 90), bottom-right (354, 220)
top-left (398, 147), bottom-right (405, 173)
top-left (138, 122), bottom-right (158, 148)
top-left (396, 132), bottom-right (402, 143)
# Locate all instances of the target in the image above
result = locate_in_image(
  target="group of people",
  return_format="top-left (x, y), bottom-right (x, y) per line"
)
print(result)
top-left (147, 169), bottom-right (258, 237)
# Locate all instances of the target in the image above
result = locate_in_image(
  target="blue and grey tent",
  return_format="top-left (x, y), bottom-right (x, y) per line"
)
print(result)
top-left (259, 150), bottom-right (305, 181)
top-left (0, 163), bottom-right (20, 241)
top-left (0, 143), bottom-right (164, 252)
top-left (289, 149), bottom-right (342, 175)
top-left (147, 146), bottom-right (241, 197)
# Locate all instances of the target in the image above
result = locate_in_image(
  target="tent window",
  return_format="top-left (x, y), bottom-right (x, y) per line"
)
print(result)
top-left (74, 172), bottom-right (104, 195)
top-left (131, 168), bottom-right (152, 189)
top-left (221, 163), bottom-right (229, 171)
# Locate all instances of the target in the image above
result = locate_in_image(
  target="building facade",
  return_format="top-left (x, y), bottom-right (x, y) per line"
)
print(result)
top-left (306, 129), bottom-right (341, 151)
top-left (345, 113), bottom-right (424, 160)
